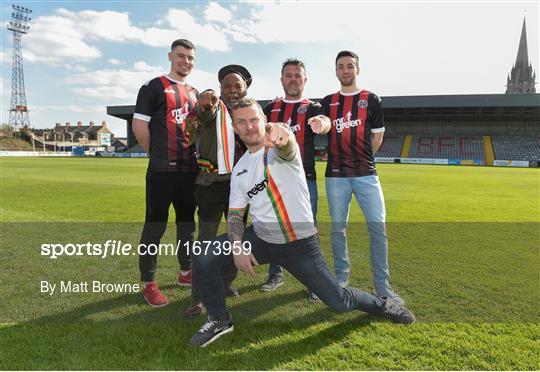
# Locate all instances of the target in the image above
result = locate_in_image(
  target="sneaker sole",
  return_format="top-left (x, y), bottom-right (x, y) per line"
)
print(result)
top-left (374, 293), bottom-right (406, 307)
top-left (260, 280), bottom-right (284, 292)
top-left (199, 325), bottom-right (234, 347)
top-left (144, 296), bottom-right (169, 308)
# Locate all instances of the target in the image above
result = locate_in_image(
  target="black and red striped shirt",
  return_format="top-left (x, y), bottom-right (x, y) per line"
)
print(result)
top-left (134, 75), bottom-right (198, 172)
top-left (319, 90), bottom-right (385, 178)
top-left (263, 98), bottom-right (321, 180)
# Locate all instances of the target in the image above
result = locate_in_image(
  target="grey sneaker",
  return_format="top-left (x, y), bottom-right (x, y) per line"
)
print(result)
top-left (260, 274), bottom-right (283, 292)
top-left (375, 286), bottom-right (405, 306)
top-left (380, 298), bottom-right (415, 324)
top-left (307, 290), bottom-right (320, 302)
top-left (190, 314), bottom-right (234, 347)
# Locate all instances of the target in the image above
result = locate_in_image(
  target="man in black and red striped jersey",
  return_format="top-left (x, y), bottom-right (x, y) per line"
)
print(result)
top-left (319, 50), bottom-right (405, 305)
top-left (260, 59), bottom-right (330, 296)
top-left (132, 39), bottom-right (199, 308)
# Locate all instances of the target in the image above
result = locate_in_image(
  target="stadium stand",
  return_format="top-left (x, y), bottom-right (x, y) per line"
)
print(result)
top-left (492, 135), bottom-right (540, 160)
top-left (376, 135), bottom-right (404, 158)
top-left (408, 135), bottom-right (485, 160)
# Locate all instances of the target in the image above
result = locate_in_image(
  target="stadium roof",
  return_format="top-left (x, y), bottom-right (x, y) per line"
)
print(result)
top-left (108, 93), bottom-right (540, 122)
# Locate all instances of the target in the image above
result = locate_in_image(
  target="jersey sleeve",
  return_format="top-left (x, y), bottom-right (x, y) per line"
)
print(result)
top-left (229, 168), bottom-right (249, 210)
top-left (134, 80), bottom-right (157, 122)
top-left (262, 102), bottom-right (273, 121)
top-left (306, 101), bottom-right (323, 119)
top-left (317, 95), bottom-right (331, 117)
top-left (369, 94), bottom-right (385, 133)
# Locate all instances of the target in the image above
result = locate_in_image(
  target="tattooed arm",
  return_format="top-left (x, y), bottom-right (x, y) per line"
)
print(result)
top-left (227, 208), bottom-right (258, 277)
top-left (227, 208), bottom-right (246, 245)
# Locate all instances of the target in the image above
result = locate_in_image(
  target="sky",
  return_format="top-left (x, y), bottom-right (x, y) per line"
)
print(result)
top-left (1, 0), bottom-right (538, 137)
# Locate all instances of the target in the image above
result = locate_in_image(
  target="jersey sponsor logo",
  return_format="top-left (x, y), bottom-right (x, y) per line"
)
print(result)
top-left (329, 102), bottom-right (340, 106)
top-left (289, 124), bottom-right (301, 133)
top-left (284, 117), bottom-right (292, 129)
top-left (247, 178), bottom-right (268, 199)
top-left (271, 109), bottom-right (281, 112)
top-left (297, 105), bottom-right (308, 113)
top-left (333, 111), bottom-right (362, 133)
top-left (236, 168), bottom-right (248, 176)
top-left (358, 99), bottom-right (368, 108)
top-left (171, 102), bottom-right (190, 124)
top-left (163, 88), bottom-right (176, 94)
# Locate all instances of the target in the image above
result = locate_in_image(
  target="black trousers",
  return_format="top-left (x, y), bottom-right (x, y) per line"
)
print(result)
top-left (191, 181), bottom-right (238, 301)
top-left (139, 170), bottom-right (196, 282)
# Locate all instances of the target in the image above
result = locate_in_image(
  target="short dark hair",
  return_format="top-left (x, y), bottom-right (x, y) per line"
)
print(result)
top-left (171, 39), bottom-right (195, 51)
top-left (231, 98), bottom-right (265, 118)
top-left (281, 58), bottom-right (306, 75)
top-left (335, 50), bottom-right (359, 66)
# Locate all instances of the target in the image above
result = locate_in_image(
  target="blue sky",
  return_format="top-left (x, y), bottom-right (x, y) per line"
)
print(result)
top-left (1, 1), bottom-right (538, 137)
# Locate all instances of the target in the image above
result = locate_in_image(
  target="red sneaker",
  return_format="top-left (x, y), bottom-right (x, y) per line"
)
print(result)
top-left (143, 282), bottom-right (168, 308)
top-left (177, 270), bottom-right (192, 287)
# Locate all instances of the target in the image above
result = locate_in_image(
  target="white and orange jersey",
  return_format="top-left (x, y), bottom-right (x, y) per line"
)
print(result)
top-left (229, 144), bottom-right (317, 244)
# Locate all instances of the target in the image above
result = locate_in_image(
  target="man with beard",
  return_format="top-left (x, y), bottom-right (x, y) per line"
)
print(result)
top-left (189, 98), bottom-right (415, 348)
top-left (183, 65), bottom-right (251, 317)
top-left (260, 59), bottom-right (330, 300)
top-left (318, 50), bottom-right (405, 305)
top-left (132, 39), bottom-right (198, 307)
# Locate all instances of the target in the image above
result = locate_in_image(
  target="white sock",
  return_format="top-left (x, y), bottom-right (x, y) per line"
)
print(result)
top-left (180, 270), bottom-right (190, 276)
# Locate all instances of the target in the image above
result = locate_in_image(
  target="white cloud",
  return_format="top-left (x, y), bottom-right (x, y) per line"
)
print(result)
top-left (67, 61), bottom-right (165, 103)
top-left (24, 12), bottom-right (101, 64)
top-left (0, 49), bottom-right (11, 65)
top-left (21, 6), bottom-right (234, 66)
top-left (64, 64), bottom-right (88, 72)
top-left (240, 2), bottom-right (366, 44)
top-left (108, 58), bottom-right (123, 66)
top-left (65, 61), bottom-right (217, 104)
top-left (32, 104), bottom-right (103, 114)
top-left (204, 2), bottom-right (232, 23)
top-left (162, 9), bottom-right (230, 52)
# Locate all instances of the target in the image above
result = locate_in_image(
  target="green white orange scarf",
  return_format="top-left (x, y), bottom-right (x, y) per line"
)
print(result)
top-left (215, 101), bottom-right (235, 174)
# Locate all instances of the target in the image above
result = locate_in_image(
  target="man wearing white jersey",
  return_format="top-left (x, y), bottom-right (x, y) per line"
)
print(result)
top-left (189, 98), bottom-right (415, 348)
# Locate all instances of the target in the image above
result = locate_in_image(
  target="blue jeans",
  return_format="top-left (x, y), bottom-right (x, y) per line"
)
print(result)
top-left (268, 179), bottom-right (318, 277)
top-left (326, 175), bottom-right (390, 290)
top-left (192, 226), bottom-right (384, 318)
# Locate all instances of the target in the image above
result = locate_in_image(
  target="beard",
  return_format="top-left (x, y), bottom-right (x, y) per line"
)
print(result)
top-left (240, 134), bottom-right (262, 147)
top-left (284, 84), bottom-right (301, 97)
top-left (338, 76), bottom-right (355, 86)
top-left (175, 68), bottom-right (190, 78)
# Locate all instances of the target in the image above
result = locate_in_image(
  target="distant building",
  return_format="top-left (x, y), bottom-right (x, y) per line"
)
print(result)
top-left (29, 121), bottom-right (114, 147)
top-left (506, 18), bottom-right (537, 94)
top-left (112, 137), bottom-right (128, 152)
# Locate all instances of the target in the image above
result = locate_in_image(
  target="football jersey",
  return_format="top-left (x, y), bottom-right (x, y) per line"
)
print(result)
top-left (134, 75), bottom-right (199, 172)
top-left (263, 99), bottom-right (320, 180)
top-left (319, 89), bottom-right (385, 177)
top-left (229, 145), bottom-right (317, 244)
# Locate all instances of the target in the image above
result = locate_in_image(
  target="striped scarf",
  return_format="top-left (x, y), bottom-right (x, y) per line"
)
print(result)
top-left (215, 101), bottom-right (235, 174)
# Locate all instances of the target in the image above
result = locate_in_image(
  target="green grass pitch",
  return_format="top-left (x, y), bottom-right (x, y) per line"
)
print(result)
top-left (0, 157), bottom-right (539, 370)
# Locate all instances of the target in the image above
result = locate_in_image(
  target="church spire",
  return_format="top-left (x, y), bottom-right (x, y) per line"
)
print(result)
top-left (506, 17), bottom-right (536, 93)
top-left (515, 18), bottom-right (529, 71)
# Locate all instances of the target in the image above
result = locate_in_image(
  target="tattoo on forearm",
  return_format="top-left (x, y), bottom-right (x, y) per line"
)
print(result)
top-left (277, 139), bottom-right (296, 161)
top-left (227, 209), bottom-right (246, 243)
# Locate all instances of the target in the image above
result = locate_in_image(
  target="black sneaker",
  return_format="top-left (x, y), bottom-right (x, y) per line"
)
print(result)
top-left (260, 274), bottom-right (284, 292)
top-left (190, 314), bottom-right (234, 347)
top-left (224, 284), bottom-right (239, 297)
top-left (380, 298), bottom-right (415, 324)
